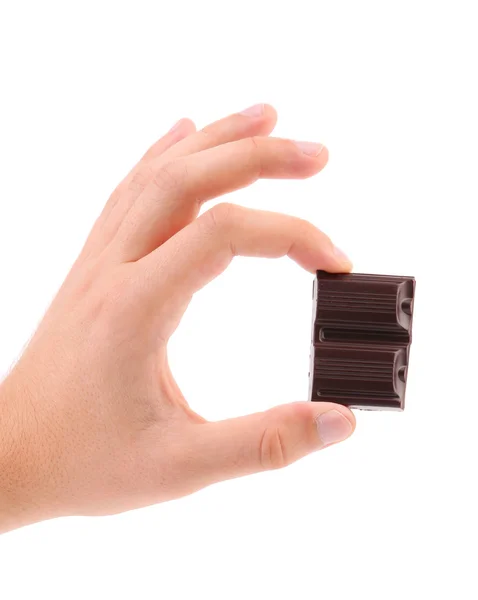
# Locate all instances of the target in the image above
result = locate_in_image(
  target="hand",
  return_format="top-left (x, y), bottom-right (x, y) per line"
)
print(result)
top-left (0, 104), bottom-right (355, 533)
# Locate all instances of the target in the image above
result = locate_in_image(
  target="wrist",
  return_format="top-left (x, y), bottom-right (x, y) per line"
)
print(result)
top-left (0, 372), bottom-right (56, 533)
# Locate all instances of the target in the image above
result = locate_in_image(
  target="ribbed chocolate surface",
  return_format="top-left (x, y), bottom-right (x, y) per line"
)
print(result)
top-left (308, 271), bottom-right (415, 410)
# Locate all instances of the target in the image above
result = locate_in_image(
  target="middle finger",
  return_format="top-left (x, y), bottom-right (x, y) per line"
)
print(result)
top-left (111, 136), bottom-right (329, 262)
top-left (100, 105), bottom-right (278, 250)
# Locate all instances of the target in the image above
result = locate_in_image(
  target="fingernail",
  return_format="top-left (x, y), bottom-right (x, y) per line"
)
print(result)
top-left (333, 245), bottom-right (353, 266)
top-left (240, 104), bottom-right (265, 118)
top-left (168, 119), bottom-right (183, 133)
top-left (294, 141), bottom-right (325, 157)
top-left (316, 410), bottom-right (353, 446)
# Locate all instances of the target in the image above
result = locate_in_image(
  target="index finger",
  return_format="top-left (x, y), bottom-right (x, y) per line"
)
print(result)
top-left (140, 203), bottom-right (352, 303)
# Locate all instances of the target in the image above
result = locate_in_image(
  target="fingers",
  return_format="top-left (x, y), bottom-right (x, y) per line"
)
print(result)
top-left (186, 402), bottom-right (355, 485)
top-left (159, 103), bottom-right (277, 161)
top-left (100, 119), bottom-right (196, 224)
top-left (84, 106), bottom-right (277, 260)
top-left (112, 137), bottom-right (330, 261)
top-left (140, 204), bottom-right (351, 307)
top-left (81, 118), bottom-right (196, 257)
top-left (140, 118), bottom-right (197, 162)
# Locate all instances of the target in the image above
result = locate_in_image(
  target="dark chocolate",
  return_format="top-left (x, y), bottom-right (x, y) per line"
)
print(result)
top-left (308, 271), bottom-right (415, 410)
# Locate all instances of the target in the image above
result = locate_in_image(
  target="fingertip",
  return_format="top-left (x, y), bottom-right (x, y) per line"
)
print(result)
top-left (141, 119), bottom-right (197, 161)
top-left (314, 241), bottom-right (353, 274)
top-left (291, 224), bottom-right (353, 275)
top-left (336, 404), bottom-right (356, 432)
top-left (292, 143), bottom-right (329, 178)
top-left (262, 103), bottom-right (278, 128)
top-left (173, 118), bottom-right (197, 136)
top-left (312, 401), bottom-right (355, 423)
top-left (314, 403), bottom-right (356, 447)
top-left (239, 103), bottom-right (277, 136)
top-left (316, 145), bottom-right (329, 170)
top-left (329, 246), bottom-right (353, 273)
top-left (283, 401), bottom-right (355, 436)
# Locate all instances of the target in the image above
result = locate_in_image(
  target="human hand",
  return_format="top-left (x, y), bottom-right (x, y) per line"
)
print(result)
top-left (0, 104), bottom-right (355, 533)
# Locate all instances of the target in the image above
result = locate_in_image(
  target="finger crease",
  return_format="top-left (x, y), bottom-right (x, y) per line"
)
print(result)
top-left (249, 136), bottom-right (263, 179)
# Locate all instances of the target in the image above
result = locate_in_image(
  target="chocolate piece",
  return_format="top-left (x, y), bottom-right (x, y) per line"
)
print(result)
top-left (308, 271), bottom-right (415, 410)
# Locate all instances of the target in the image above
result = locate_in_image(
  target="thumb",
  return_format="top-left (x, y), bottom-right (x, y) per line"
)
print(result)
top-left (191, 402), bottom-right (355, 484)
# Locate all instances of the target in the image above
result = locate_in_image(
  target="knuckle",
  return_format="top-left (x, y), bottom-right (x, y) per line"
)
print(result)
top-left (128, 165), bottom-right (154, 195)
top-left (294, 216), bottom-right (313, 238)
top-left (245, 136), bottom-right (262, 177)
top-left (259, 424), bottom-right (288, 470)
top-left (151, 161), bottom-right (187, 194)
top-left (247, 136), bottom-right (260, 151)
top-left (206, 202), bottom-right (238, 230)
top-left (84, 264), bottom-right (137, 318)
top-left (95, 273), bottom-right (132, 316)
top-left (106, 186), bottom-right (122, 210)
top-left (295, 217), bottom-right (329, 244)
top-left (259, 404), bottom-right (310, 471)
top-left (198, 125), bottom-right (214, 140)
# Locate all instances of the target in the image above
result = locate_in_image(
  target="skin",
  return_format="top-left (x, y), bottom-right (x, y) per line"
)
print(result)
top-left (0, 104), bottom-right (355, 534)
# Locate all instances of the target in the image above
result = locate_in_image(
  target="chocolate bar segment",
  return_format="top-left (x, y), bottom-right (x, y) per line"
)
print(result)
top-left (308, 271), bottom-right (415, 410)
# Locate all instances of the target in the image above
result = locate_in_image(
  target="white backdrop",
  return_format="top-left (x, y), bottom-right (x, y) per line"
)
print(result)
top-left (1, 1), bottom-right (477, 598)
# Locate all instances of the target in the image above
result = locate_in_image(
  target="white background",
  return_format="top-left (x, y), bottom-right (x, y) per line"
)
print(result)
top-left (1, 1), bottom-right (477, 598)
